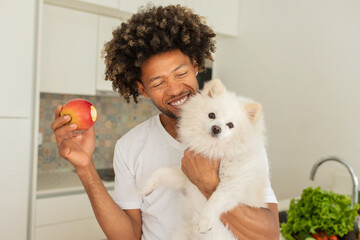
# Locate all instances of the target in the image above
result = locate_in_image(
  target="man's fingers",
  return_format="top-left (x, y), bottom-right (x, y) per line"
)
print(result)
top-left (183, 148), bottom-right (195, 159)
top-left (212, 158), bottom-right (220, 166)
top-left (54, 123), bottom-right (78, 149)
top-left (54, 123), bottom-right (77, 138)
top-left (54, 105), bottom-right (63, 119)
top-left (51, 114), bottom-right (72, 132)
top-left (181, 157), bottom-right (187, 174)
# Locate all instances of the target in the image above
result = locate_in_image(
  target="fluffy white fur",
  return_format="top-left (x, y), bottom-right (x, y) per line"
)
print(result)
top-left (141, 79), bottom-right (269, 240)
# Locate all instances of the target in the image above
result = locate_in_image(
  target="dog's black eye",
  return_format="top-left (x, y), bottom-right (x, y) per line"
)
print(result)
top-left (227, 122), bottom-right (234, 128)
top-left (208, 112), bottom-right (216, 119)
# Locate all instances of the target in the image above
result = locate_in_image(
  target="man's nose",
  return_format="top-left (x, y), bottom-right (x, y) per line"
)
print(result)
top-left (165, 78), bottom-right (183, 96)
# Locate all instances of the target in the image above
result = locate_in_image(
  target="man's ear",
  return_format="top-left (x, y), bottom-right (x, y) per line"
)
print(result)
top-left (245, 103), bottom-right (262, 124)
top-left (192, 60), bottom-right (199, 75)
top-left (136, 81), bottom-right (150, 98)
top-left (202, 78), bottom-right (226, 98)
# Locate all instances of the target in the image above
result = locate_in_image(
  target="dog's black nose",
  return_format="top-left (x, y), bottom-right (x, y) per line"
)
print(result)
top-left (212, 125), bottom-right (221, 135)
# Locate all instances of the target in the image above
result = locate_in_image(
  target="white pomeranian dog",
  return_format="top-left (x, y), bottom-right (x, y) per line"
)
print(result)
top-left (141, 78), bottom-right (269, 240)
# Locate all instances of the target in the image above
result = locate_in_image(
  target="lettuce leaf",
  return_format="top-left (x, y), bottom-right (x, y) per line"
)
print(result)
top-left (281, 187), bottom-right (359, 240)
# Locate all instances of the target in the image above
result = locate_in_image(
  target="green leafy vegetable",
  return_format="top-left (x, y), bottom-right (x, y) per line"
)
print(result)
top-left (281, 187), bottom-right (359, 240)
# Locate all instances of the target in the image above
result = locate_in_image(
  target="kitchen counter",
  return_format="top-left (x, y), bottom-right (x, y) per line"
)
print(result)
top-left (37, 171), bottom-right (114, 198)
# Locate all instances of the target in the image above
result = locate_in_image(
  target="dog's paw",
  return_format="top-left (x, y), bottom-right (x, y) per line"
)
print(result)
top-left (140, 188), bottom-right (152, 197)
top-left (140, 183), bottom-right (156, 197)
top-left (194, 216), bottom-right (213, 234)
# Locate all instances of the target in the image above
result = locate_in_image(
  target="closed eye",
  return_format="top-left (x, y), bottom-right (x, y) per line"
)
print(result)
top-left (152, 81), bottom-right (164, 88)
top-left (177, 72), bottom-right (188, 77)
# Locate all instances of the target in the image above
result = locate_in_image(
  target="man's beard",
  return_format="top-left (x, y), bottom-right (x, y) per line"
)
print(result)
top-left (153, 103), bottom-right (179, 120)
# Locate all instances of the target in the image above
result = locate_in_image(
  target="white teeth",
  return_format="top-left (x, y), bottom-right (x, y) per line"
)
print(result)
top-left (170, 95), bottom-right (188, 106)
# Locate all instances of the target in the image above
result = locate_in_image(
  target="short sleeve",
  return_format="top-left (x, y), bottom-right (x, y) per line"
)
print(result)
top-left (112, 141), bottom-right (142, 209)
top-left (264, 181), bottom-right (278, 203)
top-left (262, 147), bottom-right (278, 203)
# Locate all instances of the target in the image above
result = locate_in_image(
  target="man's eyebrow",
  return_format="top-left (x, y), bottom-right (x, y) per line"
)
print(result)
top-left (149, 76), bottom-right (161, 83)
top-left (171, 64), bottom-right (187, 73)
top-left (149, 64), bottom-right (188, 83)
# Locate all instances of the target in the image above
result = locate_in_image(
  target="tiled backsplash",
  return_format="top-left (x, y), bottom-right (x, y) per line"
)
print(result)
top-left (38, 93), bottom-right (159, 174)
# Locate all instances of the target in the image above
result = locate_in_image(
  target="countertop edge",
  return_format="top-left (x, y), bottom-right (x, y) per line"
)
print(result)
top-left (37, 181), bottom-right (114, 199)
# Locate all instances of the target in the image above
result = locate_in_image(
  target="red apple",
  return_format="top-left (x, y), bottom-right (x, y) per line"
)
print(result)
top-left (60, 99), bottom-right (97, 130)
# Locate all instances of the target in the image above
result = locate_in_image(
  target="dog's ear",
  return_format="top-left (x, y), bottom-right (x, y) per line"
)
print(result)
top-left (245, 103), bottom-right (262, 123)
top-left (202, 78), bottom-right (226, 98)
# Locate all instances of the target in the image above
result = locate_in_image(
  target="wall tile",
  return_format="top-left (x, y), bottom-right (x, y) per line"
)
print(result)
top-left (38, 93), bottom-right (159, 174)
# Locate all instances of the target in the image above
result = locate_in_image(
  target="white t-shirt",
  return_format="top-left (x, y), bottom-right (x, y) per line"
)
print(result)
top-left (113, 114), bottom-right (277, 240)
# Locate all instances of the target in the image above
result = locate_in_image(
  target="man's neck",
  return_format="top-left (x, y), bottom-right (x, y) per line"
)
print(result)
top-left (159, 113), bottom-right (178, 140)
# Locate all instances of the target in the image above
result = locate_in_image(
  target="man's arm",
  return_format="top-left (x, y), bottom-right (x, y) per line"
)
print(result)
top-left (76, 161), bottom-right (142, 240)
top-left (181, 149), bottom-right (279, 240)
top-left (52, 105), bottom-right (142, 240)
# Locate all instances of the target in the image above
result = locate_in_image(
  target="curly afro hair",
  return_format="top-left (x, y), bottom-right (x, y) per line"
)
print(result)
top-left (102, 4), bottom-right (216, 103)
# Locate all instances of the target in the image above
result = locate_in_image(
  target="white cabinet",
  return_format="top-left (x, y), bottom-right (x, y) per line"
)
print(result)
top-left (39, 1), bottom-right (237, 95)
top-left (118, 0), bottom-right (144, 13)
top-left (40, 4), bottom-right (98, 95)
top-left (44, 0), bottom-right (120, 14)
top-left (201, 0), bottom-right (239, 37)
top-left (0, 1), bottom-right (37, 239)
top-left (35, 190), bottom-right (114, 240)
top-left (77, 0), bottom-right (118, 9)
top-left (0, 0), bottom-right (36, 117)
top-left (36, 218), bottom-right (106, 240)
top-left (96, 16), bottom-right (122, 91)
top-left (118, 0), bottom-right (238, 37)
top-left (0, 119), bottom-right (32, 240)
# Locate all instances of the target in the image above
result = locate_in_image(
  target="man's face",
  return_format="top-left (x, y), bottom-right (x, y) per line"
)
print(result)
top-left (137, 49), bottom-right (199, 119)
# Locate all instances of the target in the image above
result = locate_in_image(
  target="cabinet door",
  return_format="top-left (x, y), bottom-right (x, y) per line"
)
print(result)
top-left (36, 194), bottom-right (106, 239)
top-left (77, 0), bottom-right (118, 9)
top-left (118, 0), bottom-right (238, 37)
top-left (40, 4), bottom-right (98, 95)
top-left (204, 0), bottom-right (238, 37)
top-left (35, 190), bottom-right (114, 239)
top-left (96, 16), bottom-right (122, 91)
top-left (118, 0), bottom-right (146, 13)
top-left (0, 0), bottom-right (36, 117)
top-left (118, 0), bottom-right (194, 14)
top-left (0, 119), bottom-right (32, 240)
top-left (36, 218), bottom-right (106, 240)
top-left (170, 0), bottom-right (238, 36)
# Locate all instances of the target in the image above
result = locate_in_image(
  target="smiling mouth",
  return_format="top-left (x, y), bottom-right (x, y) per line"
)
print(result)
top-left (169, 94), bottom-right (189, 107)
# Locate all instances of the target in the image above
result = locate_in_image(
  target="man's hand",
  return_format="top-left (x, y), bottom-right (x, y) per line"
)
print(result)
top-left (181, 149), bottom-right (220, 199)
top-left (181, 149), bottom-right (279, 239)
top-left (220, 203), bottom-right (280, 240)
top-left (51, 105), bottom-right (95, 170)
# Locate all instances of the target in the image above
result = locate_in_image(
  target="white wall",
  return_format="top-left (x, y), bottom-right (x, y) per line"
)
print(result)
top-left (214, 0), bottom-right (360, 200)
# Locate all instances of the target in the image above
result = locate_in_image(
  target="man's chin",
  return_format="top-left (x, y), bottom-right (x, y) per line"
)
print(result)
top-left (165, 111), bottom-right (179, 120)
top-left (156, 106), bottom-right (179, 120)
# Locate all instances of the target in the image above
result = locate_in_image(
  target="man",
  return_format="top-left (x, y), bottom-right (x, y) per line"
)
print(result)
top-left (52, 4), bottom-right (279, 240)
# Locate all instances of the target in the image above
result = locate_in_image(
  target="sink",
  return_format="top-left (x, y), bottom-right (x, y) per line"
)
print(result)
top-left (73, 168), bottom-right (115, 181)
top-left (96, 168), bottom-right (115, 181)
top-left (278, 210), bottom-right (288, 225)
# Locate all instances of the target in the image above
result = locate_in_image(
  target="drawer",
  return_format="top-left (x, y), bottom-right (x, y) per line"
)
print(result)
top-left (36, 190), bottom-right (114, 226)
top-left (35, 218), bottom-right (106, 240)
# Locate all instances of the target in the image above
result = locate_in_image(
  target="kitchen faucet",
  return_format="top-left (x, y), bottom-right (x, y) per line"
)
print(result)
top-left (310, 156), bottom-right (359, 208)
